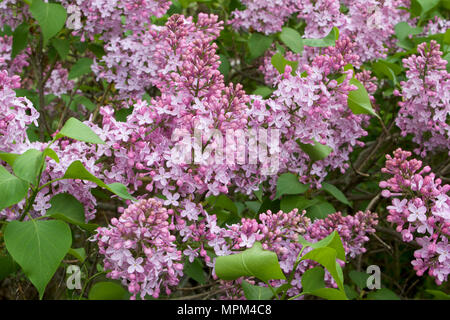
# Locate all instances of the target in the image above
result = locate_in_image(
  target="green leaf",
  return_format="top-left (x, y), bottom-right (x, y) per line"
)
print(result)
top-left (300, 247), bottom-right (344, 291)
top-left (425, 289), bottom-right (450, 300)
top-left (88, 281), bottom-right (128, 300)
top-left (218, 54), bottom-right (231, 78)
top-left (410, 0), bottom-right (440, 17)
top-left (43, 148), bottom-right (60, 163)
top-left (366, 288), bottom-right (400, 300)
top-left (245, 201), bottom-right (261, 214)
top-left (57, 117), bottom-right (105, 144)
top-left (0, 152), bottom-right (20, 166)
top-left (394, 22), bottom-right (423, 40)
top-left (298, 230), bottom-right (346, 262)
top-left (242, 280), bottom-right (274, 300)
top-left (347, 78), bottom-right (379, 118)
top-left (12, 149), bottom-right (44, 185)
top-left (68, 248), bottom-right (86, 262)
top-left (344, 284), bottom-right (358, 300)
top-left (4, 219), bottom-right (72, 299)
top-left (271, 52), bottom-right (298, 75)
top-left (303, 27), bottom-right (339, 47)
top-left (321, 182), bottom-right (352, 207)
top-left (298, 139), bottom-right (333, 162)
top-left (0, 165), bottom-right (29, 210)
top-left (372, 60), bottom-right (402, 85)
top-left (11, 22), bottom-right (29, 58)
top-left (51, 38), bottom-right (70, 60)
top-left (0, 254), bottom-right (19, 280)
top-left (63, 160), bottom-right (135, 200)
top-left (46, 193), bottom-right (97, 231)
top-left (279, 27), bottom-right (304, 54)
top-left (215, 242), bottom-right (286, 282)
top-left (280, 195), bottom-right (318, 213)
top-left (301, 267), bottom-right (325, 292)
top-left (308, 287), bottom-right (348, 300)
top-left (29, 0), bottom-right (67, 44)
top-left (306, 201), bottom-right (336, 220)
top-left (275, 173), bottom-right (309, 199)
top-left (252, 86), bottom-right (273, 98)
top-left (184, 258), bottom-right (207, 285)
top-left (349, 270), bottom-right (370, 289)
top-left (68, 58), bottom-right (93, 80)
top-left (248, 33), bottom-right (273, 59)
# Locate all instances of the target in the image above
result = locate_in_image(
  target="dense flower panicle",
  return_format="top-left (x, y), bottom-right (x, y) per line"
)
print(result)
top-left (380, 149), bottom-right (450, 284)
top-left (233, 0), bottom-right (409, 64)
top-left (94, 198), bottom-right (183, 300)
top-left (61, 0), bottom-right (172, 41)
top-left (249, 36), bottom-right (370, 188)
top-left (44, 63), bottom-right (75, 97)
top-left (229, 0), bottom-right (299, 35)
top-left (0, 70), bottom-right (39, 153)
top-left (394, 41), bottom-right (450, 156)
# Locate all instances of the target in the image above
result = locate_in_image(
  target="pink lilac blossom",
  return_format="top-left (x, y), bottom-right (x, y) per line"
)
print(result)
top-left (247, 36), bottom-right (370, 188)
top-left (394, 41), bottom-right (450, 156)
top-left (229, 0), bottom-right (299, 35)
top-left (44, 63), bottom-right (75, 97)
top-left (94, 198), bottom-right (183, 300)
top-left (60, 0), bottom-right (172, 41)
top-left (380, 149), bottom-right (450, 284)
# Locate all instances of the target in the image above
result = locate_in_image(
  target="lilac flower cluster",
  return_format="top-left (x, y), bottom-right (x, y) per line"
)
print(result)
top-left (380, 148), bottom-right (450, 284)
top-left (232, 0), bottom-right (410, 64)
top-left (94, 198), bottom-right (183, 300)
top-left (0, 35), bottom-right (29, 76)
top-left (248, 36), bottom-right (370, 188)
top-left (394, 41), bottom-right (450, 156)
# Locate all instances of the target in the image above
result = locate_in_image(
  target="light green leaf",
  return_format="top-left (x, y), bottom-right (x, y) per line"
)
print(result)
top-left (425, 289), bottom-right (450, 300)
top-left (215, 242), bottom-right (286, 282)
top-left (68, 58), bottom-right (93, 80)
top-left (63, 160), bottom-right (134, 200)
top-left (0, 152), bottom-right (20, 166)
top-left (29, 0), bottom-right (67, 44)
top-left (298, 230), bottom-right (346, 262)
top-left (43, 148), bottom-right (60, 163)
top-left (4, 219), bottom-right (72, 299)
top-left (394, 22), bottom-right (423, 40)
top-left (242, 280), bottom-right (274, 300)
top-left (12, 148), bottom-right (44, 185)
top-left (321, 182), bottom-right (352, 207)
top-left (300, 247), bottom-right (344, 291)
top-left (301, 267), bottom-right (325, 292)
top-left (271, 52), bottom-right (299, 75)
top-left (252, 86), bottom-right (273, 98)
top-left (68, 248), bottom-right (86, 262)
top-left (297, 139), bottom-right (333, 162)
top-left (275, 173), bottom-right (309, 199)
top-left (0, 165), bottom-right (29, 210)
top-left (56, 117), bottom-right (105, 144)
top-left (347, 78), bottom-right (379, 118)
top-left (218, 54), bottom-right (231, 78)
top-left (279, 27), bottom-right (304, 54)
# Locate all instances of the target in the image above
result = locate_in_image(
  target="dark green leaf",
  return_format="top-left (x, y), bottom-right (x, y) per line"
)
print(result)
top-left (249, 33), bottom-right (273, 59)
top-left (51, 38), bottom-right (70, 59)
top-left (11, 23), bottom-right (29, 58)
top-left (12, 149), bottom-right (44, 185)
top-left (298, 139), bottom-right (333, 162)
top-left (321, 182), bottom-right (352, 207)
top-left (303, 27), bottom-right (339, 47)
top-left (301, 267), bottom-right (325, 292)
top-left (347, 78), bottom-right (379, 118)
top-left (184, 258), bottom-right (207, 285)
top-left (242, 280), bottom-right (274, 300)
top-left (349, 270), bottom-right (370, 289)
top-left (29, 0), bottom-right (67, 44)
top-left (68, 58), bottom-right (93, 80)
top-left (88, 281), bottom-right (128, 300)
top-left (366, 288), bottom-right (400, 300)
top-left (306, 201), bottom-right (336, 220)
